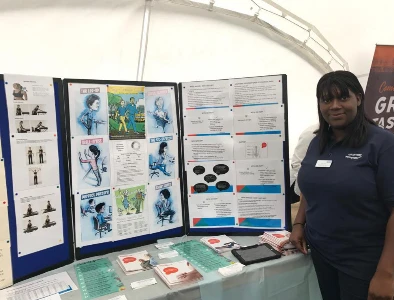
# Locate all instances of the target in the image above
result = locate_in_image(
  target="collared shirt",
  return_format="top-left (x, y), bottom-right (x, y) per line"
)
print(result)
top-left (298, 124), bottom-right (394, 280)
top-left (118, 106), bottom-right (127, 116)
top-left (290, 124), bottom-right (318, 195)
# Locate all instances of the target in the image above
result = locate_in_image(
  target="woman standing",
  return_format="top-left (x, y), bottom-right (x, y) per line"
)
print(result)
top-left (290, 71), bottom-right (394, 300)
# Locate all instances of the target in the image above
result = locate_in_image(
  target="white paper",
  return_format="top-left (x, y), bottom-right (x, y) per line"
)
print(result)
top-left (230, 75), bottom-right (283, 106)
top-left (233, 104), bottom-right (284, 135)
top-left (147, 135), bottom-right (178, 182)
top-left (182, 80), bottom-right (230, 110)
top-left (67, 83), bottom-right (109, 136)
top-left (4, 74), bottom-right (57, 135)
top-left (158, 250), bottom-right (178, 259)
top-left (147, 179), bottom-right (182, 234)
top-left (14, 186), bottom-right (64, 257)
top-left (0, 156), bottom-right (8, 206)
top-left (74, 188), bottom-right (114, 247)
top-left (235, 160), bottom-right (284, 194)
top-left (183, 107), bottom-right (233, 136)
top-left (130, 278), bottom-right (157, 290)
top-left (10, 133), bottom-right (60, 192)
top-left (218, 263), bottom-right (244, 277)
top-left (0, 271), bottom-right (78, 300)
top-left (108, 296), bottom-right (128, 300)
top-left (233, 135), bottom-right (283, 160)
top-left (237, 193), bottom-right (285, 228)
top-left (0, 241), bottom-right (13, 289)
top-left (111, 139), bottom-right (147, 186)
top-left (145, 86), bottom-right (178, 135)
top-left (71, 136), bottom-right (111, 190)
top-left (184, 135), bottom-right (233, 162)
top-left (40, 294), bottom-right (62, 300)
top-left (0, 206), bottom-right (10, 241)
top-left (113, 184), bottom-right (149, 241)
top-left (155, 241), bottom-right (174, 249)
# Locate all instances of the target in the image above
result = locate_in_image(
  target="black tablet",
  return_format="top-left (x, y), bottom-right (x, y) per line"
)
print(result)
top-left (231, 243), bottom-right (282, 265)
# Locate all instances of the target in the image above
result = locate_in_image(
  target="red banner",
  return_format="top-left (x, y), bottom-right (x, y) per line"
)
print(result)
top-left (365, 45), bottom-right (394, 132)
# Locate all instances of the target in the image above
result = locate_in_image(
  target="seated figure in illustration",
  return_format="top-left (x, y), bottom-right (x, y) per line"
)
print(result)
top-left (149, 142), bottom-right (175, 177)
top-left (148, 97), bottom-right (172, 133)
top-left (44, 200), bottom-right (56, 213)
top-left (24, 220), bottom-right (38, 233)
top-left (18, 121), bottom-right (30, 133)
top-left (42, 215), bottom-right (56, 228)
top-left (155, 188), bottom-right (175, 224)
top-left (24, 204), bottom-right (38, 218)
top-left (33, 122), bottom-right (48, 132)
top-left (95, 202), bottom-right (112, 232)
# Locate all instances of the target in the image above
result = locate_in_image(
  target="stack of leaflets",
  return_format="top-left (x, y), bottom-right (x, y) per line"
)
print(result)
top-left (258, 230), bottom-right (298, 255)
top-left (117, 250), bottom-right (158, 275)
top-left (154, 260), bottom-right (203, 288)
top-left (200, 235), bottom-right (241, 253)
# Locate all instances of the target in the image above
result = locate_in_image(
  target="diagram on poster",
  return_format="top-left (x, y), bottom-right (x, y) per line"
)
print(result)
top-left (4, 74), bottom-right (57, 135)
top-left (113, 184), bottom-right (149, 240)
top-left (72, 136), bottom-right (111, 190)
top-left (10, 134), bottom-right (60, 192)
top-left (233, 136), bottom-right (283, 160)
top-left (111, 140), bottom-right (147, 186)
top-left (68, 83), bottom-right (108, 136)
top-left (75, 188), bottom-right (113, 247)
top-left (184, 135), bottom-right (233, 162)
top-left (186, 161), bottom-right (235, 194)
top-left (145, 87), bottom-right (176, 134)
top-left (14, 186), bottom-right (63, 257)
top-left (147, 135), bottom-right (178, 182)
top-left (147, 179), bottom-right (181, 234)
top-left (107, 85), bottom-right (145, 140)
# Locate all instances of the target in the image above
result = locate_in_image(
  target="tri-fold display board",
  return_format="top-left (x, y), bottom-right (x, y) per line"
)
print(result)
top-left (0, 73), bottom-right (290, 287)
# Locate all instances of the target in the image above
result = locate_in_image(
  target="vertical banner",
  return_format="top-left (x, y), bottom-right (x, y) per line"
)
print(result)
top-left (365, 45), bottom-right (394, 132)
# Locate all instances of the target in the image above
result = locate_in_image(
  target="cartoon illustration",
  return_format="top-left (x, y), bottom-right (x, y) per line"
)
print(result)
top-left (115, 185), bottom-right (146, 217)
top-left (95, 202), bottom-right (112, 234)
top-left (155, 188), bottom-right (175, 226)
top-left (116, 100), bottom-right (128, 133)
top-left (139, 253), bottom-right (157, 270)
top-left (79, 94), bottom-right (106, 135)
top-left (13, 83), bottom-right (28, 100)
top-left (147, 96), bottom-right (173, 133)
top-left (79, 145), bottom-right (105, 187)
top-left (149, 141), bottom-right (175, 180)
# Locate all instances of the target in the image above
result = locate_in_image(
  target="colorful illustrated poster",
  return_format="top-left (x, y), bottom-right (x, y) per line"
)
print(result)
top-left (107, 85), bottom-right (145, 140)
top-left (147, 135), bottom-right (178, 182)
top-left (14, 186), bottom-right (64, 257)
top-left (145, 86), bottom-right (176, 134)
top-left (68, 83), bottom-right (109, 136)
top-left (113, 184), bottom-right (149, 240)
top-left (75, 189), bottom-right (113, 247)
top-left (147, 179), bottom-right (181, 234)
top-left (72, 136), bottom-right (111, 190)
top-left (4, 74), bottom-right (57, 135)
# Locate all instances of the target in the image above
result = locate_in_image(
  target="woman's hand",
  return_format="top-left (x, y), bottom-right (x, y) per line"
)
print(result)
top-left (289, 224), bottom-right (308, 254)
top-left (368, 270), bottom-right (394, 300)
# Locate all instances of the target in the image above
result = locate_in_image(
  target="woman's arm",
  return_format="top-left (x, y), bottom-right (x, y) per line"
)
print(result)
top-left (376, 209), bottom-right (394, 274)
top-left (293, 193), bottom-right (307, 225)
top-left (289, 193), bottom-right (307, 254)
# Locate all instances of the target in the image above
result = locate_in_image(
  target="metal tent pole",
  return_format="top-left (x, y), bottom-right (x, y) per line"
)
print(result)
top-left (137, 0), bottom-right (153, 81)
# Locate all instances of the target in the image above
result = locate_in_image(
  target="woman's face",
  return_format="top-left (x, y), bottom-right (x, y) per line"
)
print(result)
top-left (121, 100), bottom-right (125, 107)
top-left (13, 83), bottom-right (19, 89)
top-left (90, 100), bottom-right (100, 111)
top-left (163, 146), bottom-right (168, 154)
top-left (319, 89), bottom-right (361, 129)
top-left (159, 193), bottom-right (165, 201)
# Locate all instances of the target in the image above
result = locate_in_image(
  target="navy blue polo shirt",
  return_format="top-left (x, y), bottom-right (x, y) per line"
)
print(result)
top-left (298, 124), bottom-right (394, 281)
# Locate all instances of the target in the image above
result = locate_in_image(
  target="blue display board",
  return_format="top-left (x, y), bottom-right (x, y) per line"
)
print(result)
top-left (0, 76), bottom-right (74, 283)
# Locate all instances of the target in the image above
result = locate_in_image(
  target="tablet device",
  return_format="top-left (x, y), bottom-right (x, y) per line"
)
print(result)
top-left (231, 243), bottom-right (282, 265)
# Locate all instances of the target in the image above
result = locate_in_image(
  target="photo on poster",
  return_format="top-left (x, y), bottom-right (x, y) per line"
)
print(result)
top-left (25, 145), bottom-right (47, 165)
top-left (28, 167), bottom-right (42, 186)
top-left (147, 179), bottom-right (181, 234)
top-left (15, 120), bottom-right (31, 133)
top-left (30, 120), bottom-right (49, 133)
top-left (186, 161), bottom-right (235, 194)
top-left (147, 135), bottom-right (177, 182)
top-left (11, 82), bottom-right (29, 101)
top-left (14, 187), bottom-right (63, 257)
top-left (14, 104), bottom-right (30, 116)
top-left (145, 87), bottom-right (175, 134)
top-left (68, 83), bottom-right (108, 136)
top-left (77, 189), bottom-right (113, 246)
top-left (107, 85), bottom-right (145, 140)
top-left (72, 136), bottom-right (111, 190)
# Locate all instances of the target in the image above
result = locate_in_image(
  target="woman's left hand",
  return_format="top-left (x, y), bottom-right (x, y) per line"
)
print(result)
top-left (368, 270), bottom-right (394, 300)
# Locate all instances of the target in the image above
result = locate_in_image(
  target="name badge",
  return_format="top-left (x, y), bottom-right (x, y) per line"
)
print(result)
top-left (315, 160), bottom-right (332, 168)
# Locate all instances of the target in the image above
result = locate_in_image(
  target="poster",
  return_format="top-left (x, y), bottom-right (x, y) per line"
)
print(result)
top-left (107, 85), bottom-right (145, 140)
top-left (0, 206), bottom-right (10, 241)
top-left (75, 188), bottom-right (113, 247)
top-left (147, 179), bottom-right (181, 234)
top-left (14, 186), bottom-right (64, 257)
top-left (365, 45), bottom-right (394, 132)
top-left (145, 86), bottom-right (177, 134)
top-left (147, 135), bottom-right (178, 182)
top-left (111, 140), bottom-right (147, 186)
top-left (0, 241), bottom-right (12, 289)
top-left (4, 74), bottom-right (57, 135)
top-left (183, 135), bottom-right (233, 162)
top-left (10, 134), bottom-right (60, 192)
top-left (68, 83), bottom-right (109, 136)
top-left (113, 184), bottom-right (149, 240)
top-left (71, 136), bottom-right (111, 190)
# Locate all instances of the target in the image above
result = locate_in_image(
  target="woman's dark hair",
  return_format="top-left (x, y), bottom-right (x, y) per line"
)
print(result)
top-left (86, 94), bottom-right (100, 108)
top-left (159, 142), bottom-right (168, 155)
top-left (160, 188), bottom-right (171, 199)
top-left (95, 202), bottom-right (105, 213)
top-left (89, 145), bottom-right (101, 161)
top-left (315, 70), bottom-right (375, 153)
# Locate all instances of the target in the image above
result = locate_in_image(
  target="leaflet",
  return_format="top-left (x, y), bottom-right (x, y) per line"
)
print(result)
top-left (184, 135), bottom-right (233, 162)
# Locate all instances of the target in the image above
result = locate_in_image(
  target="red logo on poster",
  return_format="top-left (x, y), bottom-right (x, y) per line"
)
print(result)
top-left (163, 267), bottom-right (179, 275)
top-left (261, 142), bottom-right (267, 148)
top-left (122, 257), bottom-right (136, 264)
top-left (208, 239), bottom-right (220, 244)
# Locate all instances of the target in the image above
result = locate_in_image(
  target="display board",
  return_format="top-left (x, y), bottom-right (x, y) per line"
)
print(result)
top-left (0, 74), bottom-right (74, 283)
top-left (180, 75), bottom-right (291, 234)
top-left (63, 79), bottom-right (185, 259)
